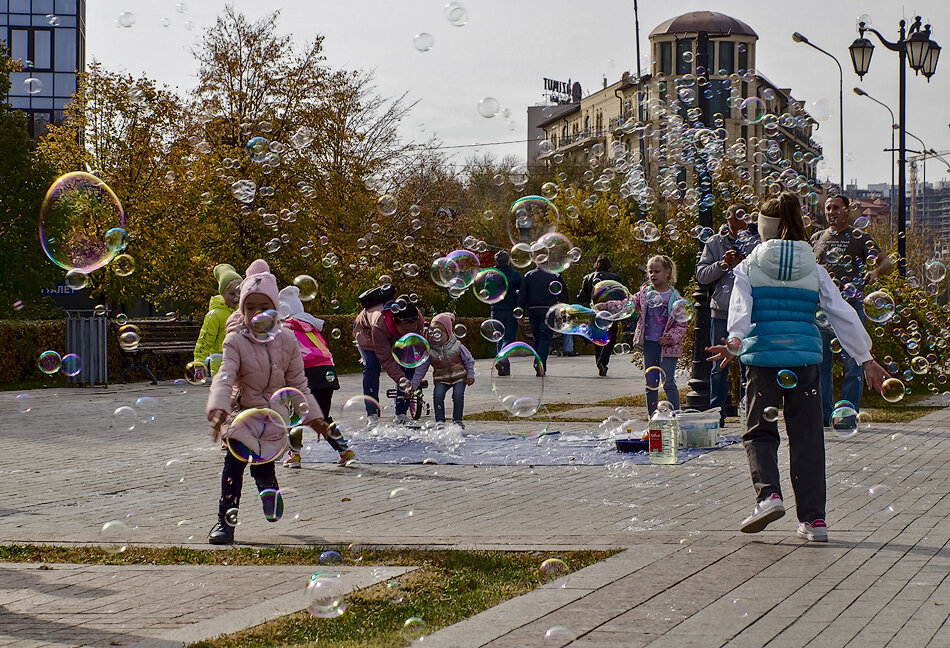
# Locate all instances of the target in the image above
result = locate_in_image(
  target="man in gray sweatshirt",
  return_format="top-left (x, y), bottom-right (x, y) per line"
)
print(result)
top-left (695, 205), bottom-right (760, 424)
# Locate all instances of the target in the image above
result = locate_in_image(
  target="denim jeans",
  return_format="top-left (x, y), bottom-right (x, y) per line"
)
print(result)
top-left (819, 302), bottom-right (866, 425)
top-left (562, 334), bottom-right (574, 354)
top-left (642, 340), bottom-right (680, 415)
top-left (528, 309), bottom-right (554, 370)
top-left (432, 381), bottom-right (466, 422)
top-left (358, 348), bottom-right (381, 416)
top-left (491, 309), bottom-right (519, 371)
top-left (709, 317), bottom-right (747, 416)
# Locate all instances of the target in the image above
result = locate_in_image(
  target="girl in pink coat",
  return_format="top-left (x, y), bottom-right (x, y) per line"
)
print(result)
top-left (206, 259), bottom-right (327, 545)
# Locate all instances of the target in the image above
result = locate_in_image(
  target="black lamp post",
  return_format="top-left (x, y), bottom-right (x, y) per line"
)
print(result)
top-left (849, 16), bottom-right (941, 276)
top-left (792, 32), bottom-right (845, 191)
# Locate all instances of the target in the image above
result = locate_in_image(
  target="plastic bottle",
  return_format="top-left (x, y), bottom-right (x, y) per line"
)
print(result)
top-left (648, 407), bottom-right (679, 465)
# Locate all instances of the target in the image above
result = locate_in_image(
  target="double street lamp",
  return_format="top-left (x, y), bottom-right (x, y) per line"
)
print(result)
top-left (848, 15), bottom-right (941, 276)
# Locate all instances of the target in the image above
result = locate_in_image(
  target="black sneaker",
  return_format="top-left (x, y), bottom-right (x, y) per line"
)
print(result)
top-left (597, 362), bottom-right (608, 377)
top-left (208, 521), bottom-right (234, 545)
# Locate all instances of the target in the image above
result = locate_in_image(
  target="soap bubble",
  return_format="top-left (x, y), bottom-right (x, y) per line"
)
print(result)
top-left (226, 407), bottom-right (289, 463)
top-left (377, 194), bottom-right (397, 216)
top-left (480, 319), bottom-right (506, 342)
top-left (453, 323), bottom-right (467, 338)
top-left (117, 11), bottom-right (136, 27)
top-left (293, 275), bottom-right (319, 301)
top-left (249, 309), bottom-right (279, 340)
top-left (762, 406), bottom-right (779, 422)
top-left (776, 369), bottom-right (798, 388)
top-left (726, 338), bottom-right (743, 355)
top-left (509, 243), bottom-right (533, 269)
top-left (113, 405), bottom-right (137, 431)
top-left (829, 338), bottom-right (842, 354)
top-left (809, 98), bottom-right (832, 122)
top-left (105, 227), bottom-right (129, 252)
top-left (548, 280), bottom-right (563, 295)
top-left (439, 250), bottom-right (481, 289)
top-left (65, 269), bottom-right (87, 290)
top-left (118, 326), bottom-right (141, 351)
top-left (269, 387), bottom-right (311, 427)
top-left (644, 366), bottom-right (667, 391)
top-left (492, 342), bottom-right (543, 416)
top-left (290, 126), bottom-right (314, 149)
top-left (319, 550), bottom-right (343, 565)
top-left (402, 617), bottom-right (428, 641)
top-left (508, 196), bottom-right (560, 245)
top-left (99, 520), bottom-right (131, 554)
top-left (111, 253), bottom-right (135, 276)
top-left (831, 404), bottom-right (858, 438)
top-left (392, 333), bottom-right (430, 368)
top-left (740, 97), bottom-right (766, 124)
top-left (15, 393), bottom-right (32, 414)
top-left (591, 280), bottom-right (635, 320)
top-left (531, 232), bottom-right (575, 273)
top-left (224, 508), bottom-right (239, 526)
top-left (880, 378), bottom-right (905, 402)
top-left (24, 77), bottom-right (43, 94)
top-left (38, 350), bottom-right (62, 375)
top-left (184, 360), bottom-right (208, 385)
top-left (337, 395), bottom-right (381, 434)
top-left (473, 268), bottom-right (508, 304)
top-left (60, 353), bottom-right (82, 377)
top-left (545, 304), bottom-right (611, 345)
top-left (246, 136), bottom-right (270, 162)
top-left (413, 32), bottom-right (434, 51)
top-left (40, 172), bottom-right (125, 273)
top-left (541, 182), bottom-right (559, 199)
top-left (478, 97), bottom-right (500, 118)
top-left (910, 356), bottom-right (930, 375)
top-left (539, 558), bottom-right (569, 579)
top-left (863, 290), bottom-right (895, 323)
top-left (670, 298), bottom-right (694, 323)
top-left (544, 626), bottom-right (576, 642)
top-left (925, 260), bottom-right (947, 283)
top-left (444, 1), bottom-right (468, 26)
top-left (306, 572), bottom-right (347, 618)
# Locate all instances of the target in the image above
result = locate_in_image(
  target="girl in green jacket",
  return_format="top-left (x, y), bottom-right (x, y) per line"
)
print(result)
top-left (194, 264), bottom-right (243, 365)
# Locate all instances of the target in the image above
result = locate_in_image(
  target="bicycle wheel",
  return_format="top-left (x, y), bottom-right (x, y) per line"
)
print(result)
top-left (410, 394), bottom-right (424, 420)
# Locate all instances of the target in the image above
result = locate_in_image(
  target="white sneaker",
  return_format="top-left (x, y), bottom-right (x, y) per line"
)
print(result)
top-left (797, 519), bottom-right (829, 542)
top-left (393, 414), bottom-right (411, 425)
top-left (740, 494), bottom-right (785, 533)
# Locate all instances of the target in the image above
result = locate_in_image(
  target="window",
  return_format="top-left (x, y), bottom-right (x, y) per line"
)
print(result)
top-left (33, 0), bottom-right (54, 13)
top-left (584, 115), bottom-right (590, 133)
top-left (738, 43), bottom-right (749, 72)
top-left (561, 125), bottom-right (568, 141)
top-left (718, 41), bottom-right (734, 75)
top-left (55, 0), bottom-right (77, 14)
top-left (32, 111), bottom-right (53, 138)
top-left (33, 29), bottom-right (52, 69)
top-left (10, 0), bottom-right (30, 12)
top-left (676, 38), bottom-right (693, 75)
top-left (54, 29), bottom-right (75, 71)
top-left (11, 27), bottom-right (28, 62)
top-left (660, 41), bottom-right (672, 75)
top-left (709, 80), bottom-right (730, 119)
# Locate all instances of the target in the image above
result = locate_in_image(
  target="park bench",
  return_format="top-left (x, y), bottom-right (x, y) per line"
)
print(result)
top-left (118, 318), bottom-right (201, 385)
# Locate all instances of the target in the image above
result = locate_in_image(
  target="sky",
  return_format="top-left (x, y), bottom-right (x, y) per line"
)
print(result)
top-left (85, 0), bottom-right (950, 187)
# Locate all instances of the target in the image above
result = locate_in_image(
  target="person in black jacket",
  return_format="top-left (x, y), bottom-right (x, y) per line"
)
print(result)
top-left (577, 255), bottom-right (623, 376)
top-left (491, 251), bottom-right (523, 376)
top-left (517, 265), bottom-right (566, 375)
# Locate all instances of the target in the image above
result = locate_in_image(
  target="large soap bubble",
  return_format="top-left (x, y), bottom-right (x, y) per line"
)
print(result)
top-left (530, 232), bottom-right (574, 273)
top-left (507, 196), bottom-right (560, 245)
top-left (491, 342), bottom-right (544, 417)
top-left (439, 250), bottom-right (480, 290)
top-left (545, 304), bottom-right (611, 345)
top-left (473, 268), bottom-right (508, 304)
top-left (863, 290), bottom-right (895, 323)
top-left (39, 172), bottom-right (125, 273)
top-left (591, 280), bottom-right (636, 320)
top-left (392, 333), bottom-right (430, 368)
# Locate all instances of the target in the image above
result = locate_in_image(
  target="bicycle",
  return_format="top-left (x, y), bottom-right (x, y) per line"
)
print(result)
top-left (385, 379), bottom-right (430, 421)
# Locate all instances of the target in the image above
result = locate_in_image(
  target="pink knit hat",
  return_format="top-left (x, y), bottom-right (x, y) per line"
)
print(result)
top-left (431, 312), bottom-right (456, 336)
top-left (239, 259), bottom-right (280, 313)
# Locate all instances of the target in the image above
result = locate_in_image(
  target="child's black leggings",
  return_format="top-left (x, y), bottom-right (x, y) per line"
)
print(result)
top-left (218, 445), bottom-right (278, 522)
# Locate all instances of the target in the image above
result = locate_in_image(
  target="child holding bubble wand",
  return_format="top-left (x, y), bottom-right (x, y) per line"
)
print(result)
top-left (206, 260), bottom-right (328, 545)
top-left (706, 193), bottom-right (887, 543)
top-left (277, 285), bottom-right (355, 468)
top-left (631, 255), bottom-right (687, 415)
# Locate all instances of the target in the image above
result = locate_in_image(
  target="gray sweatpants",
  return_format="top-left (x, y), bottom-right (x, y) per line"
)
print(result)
top-left (744, 364), bottom-right (826, 524)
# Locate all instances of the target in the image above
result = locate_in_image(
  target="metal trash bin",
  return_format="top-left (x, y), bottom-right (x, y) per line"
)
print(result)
top-left (65, 310), bottom-right (108, 386)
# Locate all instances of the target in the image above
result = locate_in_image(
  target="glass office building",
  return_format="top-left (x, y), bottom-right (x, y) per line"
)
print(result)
top-left (1, 0), bottom-right (85, 138)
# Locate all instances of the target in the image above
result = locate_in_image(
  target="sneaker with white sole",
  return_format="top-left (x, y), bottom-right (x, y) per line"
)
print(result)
top-left (797, 519), bottom-right (829, 542)
top-left (740, 493), bottom-right (785, 533)
top-left (337, 449), bottom-right (356, 466)
top-left (282, 451), bottom-right (301, 469)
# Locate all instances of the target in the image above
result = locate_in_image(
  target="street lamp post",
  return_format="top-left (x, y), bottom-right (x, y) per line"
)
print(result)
top-left (853, 87), bottom-right (895, 226)
top-left (849, 15), bottom-right (941, 276)
top-left (793, 32), bottom-right (845, 191)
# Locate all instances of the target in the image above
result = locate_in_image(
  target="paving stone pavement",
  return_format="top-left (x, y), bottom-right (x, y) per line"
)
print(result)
top-left (2, 356), bottom-right (950, 647)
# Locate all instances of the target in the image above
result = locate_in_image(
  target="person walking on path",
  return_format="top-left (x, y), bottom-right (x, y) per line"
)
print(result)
top-left (362, 296), bottom-right (425, 425)
top-left (352, 285), bottom-right (396, 421)
top-left (708, 193), bottom-right (887, 543)
top-left (194, 264), bottom-right (243, 367)
top-left (517, 266), bottom-right (566, 375)
top-left (696, 206), bottom-right (760, 425)
top-left (631, 255), bottom-right (687, 412)
top-left (810, 195), bottom-right (893, 428)
top-left (490, 251), bottom-right (522, 376)
top-left (577, 255), bottom-right (623, 376)
top-left (277, 285), bottom-right (354, 468)
top-left (206, 259), bottom-right (327, 545)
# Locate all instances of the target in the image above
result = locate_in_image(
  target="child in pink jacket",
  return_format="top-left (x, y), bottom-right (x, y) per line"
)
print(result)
top-left (278, 285), bottom-right (354, 468)
top-left (206, 259), bottom-right (327, 545)
top-left (632, 254), bottom-right (688, 415)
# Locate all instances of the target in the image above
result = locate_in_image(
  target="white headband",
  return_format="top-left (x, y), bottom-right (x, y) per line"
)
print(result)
top-left (758, 215), bottom-right (780, 241)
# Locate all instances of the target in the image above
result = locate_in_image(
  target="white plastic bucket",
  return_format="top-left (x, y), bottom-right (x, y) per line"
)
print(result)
top-left (675, 408), bottom-right (721, 448)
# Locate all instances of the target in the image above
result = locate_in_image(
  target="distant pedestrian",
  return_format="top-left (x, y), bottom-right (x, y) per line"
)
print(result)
top-left (696, 206), bottom-right (760, 424)
top-left (194, 263), bottom-right (242, 367)
top-left (708, 193), bottom-right (887, 543)
top-left (517, 266), bottom-right (566, 375)
top-left (206, 259), bottom-right (328, 545)
top-left (277, 285), bottom-right (354, 469)
top-left (810, 194), bottom-right (893, 428)
top-left (490, 251), bottom-right (523, 376)
top-left (577, 255), bottom-right (623, 376)
top-left (352, 284), bottom-right (396, 422)
top-left (631, 255), bottom-right (686, 413)
top-left (411, 312), bottom-right (475, 428)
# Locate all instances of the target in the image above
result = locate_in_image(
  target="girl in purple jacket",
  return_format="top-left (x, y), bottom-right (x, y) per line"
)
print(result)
top-left (411, 313), bottom-right (475, 427)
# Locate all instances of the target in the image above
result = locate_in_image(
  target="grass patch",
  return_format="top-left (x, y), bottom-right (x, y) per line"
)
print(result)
top-left (0, 544), bottom-right (616, 648)
top-left (861, 406), bottom-right (943, 424)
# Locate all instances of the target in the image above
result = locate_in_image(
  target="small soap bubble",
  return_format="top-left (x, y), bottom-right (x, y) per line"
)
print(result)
top-left (319, 550), bottom-right (343, 565)
top-left (15, 393), bottom-right (32, 414)
top-left (293, 275), bottom-right (318, 301)
top-left (112, 254), bottom-right (135, 276)
top-left (117, 11), bottom-right (136, 27)
top-left (480, 319), bottom-right (505, 342)
top-left (762, 406), bottom-right (779, 422)
top-left (413, 32), bottom-right (434, 52)
top-left (60, 353), bottom-right (81, 377)
top-left (453, 323), bottom-right (467, 338)
top-left (99, 520), bottom-right (131, 554)
top-left (387, 580), bottom-right (405, 603)
top-left (38, 350), bottom-right (62, 374)
top-left (880, 378), bottom-right (905, 402)
top-left (113, 405), bottom-right (137, 431)
top-left (776, 369), bottom-right (798, 389)
top-left (65, 269), bottom-right (88, 290)
top-left (330, 328), bottom-right (342, 340)
top-left (306, 572), bottom-right (347, 618)
top-left (184, 360), bottom-right (208, 386)
top-left (224, 507), bottom-right (239, 526)
top-left (402, 617), bottom-right (428, 641)
top-left (478, 97), bottom-right (500, 118)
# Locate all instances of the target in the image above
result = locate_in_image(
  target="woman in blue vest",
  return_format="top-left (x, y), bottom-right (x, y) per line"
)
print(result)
top-left (707, 192), bottom-right (887, 543)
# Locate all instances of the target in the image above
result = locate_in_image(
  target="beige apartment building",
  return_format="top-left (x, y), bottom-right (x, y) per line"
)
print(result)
top-left (530, 11), bottom-right (823, 188)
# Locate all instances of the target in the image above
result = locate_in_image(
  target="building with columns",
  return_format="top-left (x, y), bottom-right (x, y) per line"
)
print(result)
top-left (528, 11), bottom-right (823, 190)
